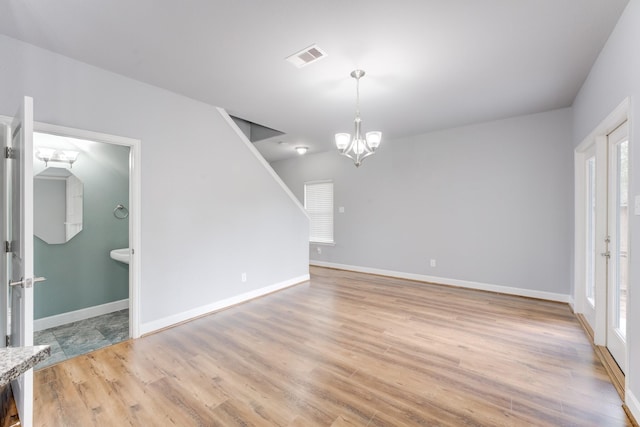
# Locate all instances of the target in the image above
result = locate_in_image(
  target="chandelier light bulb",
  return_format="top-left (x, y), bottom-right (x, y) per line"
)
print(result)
top-left (335, 133), bottom-right (350, 151)
top-left (366, 131), bottom-right (382, 149)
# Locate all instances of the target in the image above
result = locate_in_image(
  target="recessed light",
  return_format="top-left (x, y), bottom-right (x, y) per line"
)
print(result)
top-left (295, 146), bottom-right (308, 155)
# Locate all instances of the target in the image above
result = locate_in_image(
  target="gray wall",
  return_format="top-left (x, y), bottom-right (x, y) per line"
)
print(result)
top-left (0, 34), bottom-right (309, 329)
top-left (273, 108), bottom-right (573, 294)
top-left (572, 0), bottom-right (639, 414)
top-left (33, 142), bottom-right (130, 319)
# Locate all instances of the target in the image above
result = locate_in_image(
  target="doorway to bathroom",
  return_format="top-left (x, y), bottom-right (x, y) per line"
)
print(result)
top-left (28, 122), bottom-right (141, 369)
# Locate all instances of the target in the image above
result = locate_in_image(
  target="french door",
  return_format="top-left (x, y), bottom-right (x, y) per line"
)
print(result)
top-left (605, 121), bottom-right (629, 372)
top-left (579, 119), bottom-right (629, 374)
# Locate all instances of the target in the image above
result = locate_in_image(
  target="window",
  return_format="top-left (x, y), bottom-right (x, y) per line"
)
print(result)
top-left (304, 181), bottom-right (334, 243)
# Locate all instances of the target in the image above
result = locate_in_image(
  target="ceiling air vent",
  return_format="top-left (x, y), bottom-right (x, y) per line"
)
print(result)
top-left (285, 44), bottom-right (327, 68)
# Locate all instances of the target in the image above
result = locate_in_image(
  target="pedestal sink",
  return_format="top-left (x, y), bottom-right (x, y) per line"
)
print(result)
top-left (110, 248), bottom-right (130, 264)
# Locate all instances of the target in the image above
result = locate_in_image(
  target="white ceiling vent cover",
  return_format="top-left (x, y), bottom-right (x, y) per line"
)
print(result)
top-left (286, 44), bottom-right (327, 68)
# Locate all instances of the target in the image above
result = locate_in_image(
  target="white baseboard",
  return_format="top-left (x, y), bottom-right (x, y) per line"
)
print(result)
top-left (627, 389), bottom-right (640, 425)
top-left (34, 299), bottom-right (129, 331)
top-left (310, 261), bottom-right (571, 303)
top-left (140, 274), bottom-right (310, 336)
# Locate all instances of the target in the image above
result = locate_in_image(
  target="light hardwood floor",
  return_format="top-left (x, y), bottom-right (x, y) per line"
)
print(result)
top-left (34, 267), bottom-right (631, 426)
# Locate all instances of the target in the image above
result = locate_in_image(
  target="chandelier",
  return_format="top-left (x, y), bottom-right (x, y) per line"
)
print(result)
top-left (335, 69), bottom-right (382, 167)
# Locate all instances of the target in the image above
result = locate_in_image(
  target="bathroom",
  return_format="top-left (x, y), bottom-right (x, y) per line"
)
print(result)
top-left (31, 132), bottom-right (131, 368)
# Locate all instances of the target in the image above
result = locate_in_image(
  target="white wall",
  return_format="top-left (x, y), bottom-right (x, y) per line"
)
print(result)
top-left (273, 108), bottom-right (573, 298)
top-left (572, 0), bottom-right (640, 418)
top-left (0, 34), bottom-right (309, 333)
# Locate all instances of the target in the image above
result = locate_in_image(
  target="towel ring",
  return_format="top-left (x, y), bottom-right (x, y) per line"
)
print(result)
top-left (113, 204), bottom-right (129, 219)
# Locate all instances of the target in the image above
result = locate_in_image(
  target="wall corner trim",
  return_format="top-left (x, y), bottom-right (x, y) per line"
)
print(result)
top-left (140, 274), bottom-right (310, 335)
top-left (310, 261), bottom-right (571, 303)
top-left (216, 107), bottom-right (309, 220)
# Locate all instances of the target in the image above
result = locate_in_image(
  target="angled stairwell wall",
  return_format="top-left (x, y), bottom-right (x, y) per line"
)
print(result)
top-left (0, 34), bottom-right (310, 335)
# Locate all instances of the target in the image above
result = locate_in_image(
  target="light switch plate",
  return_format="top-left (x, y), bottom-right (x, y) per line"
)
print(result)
top-left (338, 207), bottom-right (345, 213)
top-left (635, 195), bottom-right (640, 216)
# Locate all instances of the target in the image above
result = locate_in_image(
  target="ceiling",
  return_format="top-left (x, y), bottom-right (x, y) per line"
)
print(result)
top-left (0, 0), bottom-right (630, 162)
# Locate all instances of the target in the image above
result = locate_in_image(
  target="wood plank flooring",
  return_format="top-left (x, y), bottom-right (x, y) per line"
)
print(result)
top-left (34, 267), bottom-right (631, 426)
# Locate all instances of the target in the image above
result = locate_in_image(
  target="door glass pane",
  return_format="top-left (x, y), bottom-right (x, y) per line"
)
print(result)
top-left (615, 140), bottom-right (628, 336)
top-left (586, 156), bottom-right (596, 305)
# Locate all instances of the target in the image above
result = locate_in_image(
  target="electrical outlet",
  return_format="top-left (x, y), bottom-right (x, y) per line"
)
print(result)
top-left (430, 259), bottom-right (437, 267)
top-left (241, 272), bottom-right (247, 282)
top-left (316, 247), bottom-right (322, 254)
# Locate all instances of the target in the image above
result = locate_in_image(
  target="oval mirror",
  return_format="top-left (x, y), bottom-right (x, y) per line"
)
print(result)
top-left (34, 167), bottom-right (84, 244)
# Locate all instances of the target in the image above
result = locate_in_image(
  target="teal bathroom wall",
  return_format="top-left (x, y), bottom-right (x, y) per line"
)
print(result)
top-left (34, 137), bottom-right (130, 319)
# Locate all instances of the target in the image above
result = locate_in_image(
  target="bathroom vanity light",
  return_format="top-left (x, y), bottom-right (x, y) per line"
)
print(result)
top-left (35, 147), bottom-right (80, 168)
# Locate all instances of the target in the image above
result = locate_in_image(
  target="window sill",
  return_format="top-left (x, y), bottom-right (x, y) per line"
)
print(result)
top-left (310, 241), bottom-right (335, 246)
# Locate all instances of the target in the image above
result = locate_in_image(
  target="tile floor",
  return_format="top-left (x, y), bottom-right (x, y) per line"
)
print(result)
top-left (34, 309), bottom-right (129, 369)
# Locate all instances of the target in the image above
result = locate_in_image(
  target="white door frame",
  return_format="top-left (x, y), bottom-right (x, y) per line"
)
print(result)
top-left (1, 124), bottom-right (9, 345)
top-left (574, 97), bottom-right (630, 370)
top-left (575, 143), bottom-right (598, 327)
top-left (3, 97), bottom-right (35, 426)
top-left (0, 115), bottom-right (142, 339)
top-left (575, 135), bottom-right (608, 341)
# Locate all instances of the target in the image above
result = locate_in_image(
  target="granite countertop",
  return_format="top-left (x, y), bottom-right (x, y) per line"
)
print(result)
top-left (0, 346), bottom-right (50, 387)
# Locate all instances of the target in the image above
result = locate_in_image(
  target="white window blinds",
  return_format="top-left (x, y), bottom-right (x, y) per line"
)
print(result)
top-left (304, 181), bottom-right (334, 243)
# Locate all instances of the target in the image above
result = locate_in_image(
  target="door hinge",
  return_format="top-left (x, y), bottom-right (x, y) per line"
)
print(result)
top-left (4, 241), bottom-right (12, 253)
top-left (4, 147), bottom-right (15, 159)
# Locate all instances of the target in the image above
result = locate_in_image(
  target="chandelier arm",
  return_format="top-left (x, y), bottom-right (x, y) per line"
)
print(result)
top-left (356, 148), bottom-right (374, 164)
top-left (340, 151), bottom-right (354, 160)
top-left (344, 139), bottom-right (374, 160)
top-left (340, 149), bottom-right (357, 163)
top-left (341, 139), bottom-right (374, 164)
top-left (344, 135), bottom-right (357, 157)
top-left (354, 149), bottom-right (375, 167)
